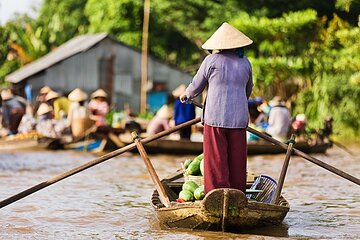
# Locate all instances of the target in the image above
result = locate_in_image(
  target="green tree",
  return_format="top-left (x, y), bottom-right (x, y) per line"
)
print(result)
top-left (37, 0), bottom-right (89, 49)
top-left (295, 15), bottom-right (360, 138)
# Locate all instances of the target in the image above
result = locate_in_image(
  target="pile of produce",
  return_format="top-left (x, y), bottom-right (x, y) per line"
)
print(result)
top-left (184, 153), bottom-right (204, 176)
top-left (177, 181), bottom-right (205, 203)
top-left (177, 153), bottom-right (205, 203)
top-left (4, 131), bottom-right (40, 140)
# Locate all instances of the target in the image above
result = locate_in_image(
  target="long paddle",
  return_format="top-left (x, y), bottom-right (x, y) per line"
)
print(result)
top-left (132, 132), bottom-right (171, 207)
top-left (189, 100), bottom-right (360, 186)
top-left (0, 117), bottom-right (201, 209)
top-left (331, 139), bottom-right (355, 156)
top-left (272, 134), bottom-right (296, 204)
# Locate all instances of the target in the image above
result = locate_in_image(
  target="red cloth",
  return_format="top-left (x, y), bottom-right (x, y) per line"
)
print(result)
top-left (203, 124), bottom-right (247, 193)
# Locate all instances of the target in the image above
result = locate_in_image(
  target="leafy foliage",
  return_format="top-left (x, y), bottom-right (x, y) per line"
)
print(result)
top-left (0, 0), bottom-right (359, 138)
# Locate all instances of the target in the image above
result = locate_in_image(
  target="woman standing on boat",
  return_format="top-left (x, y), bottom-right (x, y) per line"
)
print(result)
top-left (180, 22), bottom-right (253, 194)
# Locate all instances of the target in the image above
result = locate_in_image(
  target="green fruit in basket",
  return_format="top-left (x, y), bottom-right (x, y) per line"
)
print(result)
top-left (184, 159), bottom-right (193, 169)
top-left (200, 159), bottom-right (204, 176)
top-left (194, 153), bottom-right (204, 161)
top-left (179, 190), bottom-right (194, 202)
top-left (182, 180), bottom-right (199, 193)
top-left (194, 185), bottom-right (205, 200)
top-left (186, 159), bottom-right (201, 175)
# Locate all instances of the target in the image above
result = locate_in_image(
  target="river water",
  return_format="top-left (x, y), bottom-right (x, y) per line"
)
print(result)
top-left (0, 145), bottom-right (359, 239)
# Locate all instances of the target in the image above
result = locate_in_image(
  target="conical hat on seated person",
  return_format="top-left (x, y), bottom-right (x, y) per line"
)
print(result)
top-left (1, 89), bottom-right (13, 100)
top-left (39, 86), bottom-right (52, 94)
top-left (37, 103), bottom-right (53, 116)
top-left (172, 84), bottom-right (187, 98)
top-left (90, 89), bottom-right (108, 99)
top-left (45, 90), bottom-right (60, 101)
top-left (68, 88), bottom-right (88, 102)
top-left (201, 22), bottom-right (253, 50)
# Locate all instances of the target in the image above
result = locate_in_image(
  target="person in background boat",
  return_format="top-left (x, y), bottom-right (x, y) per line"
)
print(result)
top-left (180, 22), bottom-right (254, 194)
top-left (266, 96), bottom-right (292, 142)
top-left (88, 89), bottom-right (110, 126)
top-left (316, 116), bottom-right (333, 143)
top-left (172, 84), bottom-right (196, 140)
top-left (247, 97), bottom-right (267, 142)
top-left (1, 89), bottom-right (27, 135)
top-left (146, 105), bottom-right (172, 135)
top-left (291, 113), bottom-right (307, 140)
top-left (257, 100), bottom-right (271, 124)
top-left (35, 103), bottom-right (58, 138)
top-left (68, 88), bottom-right (94, 138)
top-left (45, 90), bottom-right (71, 120)
top-left (123, 103), bottom-right (143, 133)
top-left (34, 86), bottom-right (52, 115)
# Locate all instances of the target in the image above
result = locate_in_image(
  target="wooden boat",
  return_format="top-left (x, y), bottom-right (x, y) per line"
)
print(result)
top-left (0, 132), bottom-right (59, 151)
top-left (129, 138), bottom-right (332, 155)
top-left (152, 173), bottom-right (290, 231)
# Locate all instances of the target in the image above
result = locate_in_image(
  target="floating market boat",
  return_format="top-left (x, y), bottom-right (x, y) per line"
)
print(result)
top-left (151, 172), bottom-right (290, 231)
top-left (127, 138), bottom-right (332, 155)
top-left (0, 132), bottom-right (59, 151)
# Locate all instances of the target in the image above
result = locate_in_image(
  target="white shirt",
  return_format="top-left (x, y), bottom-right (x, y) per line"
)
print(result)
top-left (267, 106), bottom-right (291, 142)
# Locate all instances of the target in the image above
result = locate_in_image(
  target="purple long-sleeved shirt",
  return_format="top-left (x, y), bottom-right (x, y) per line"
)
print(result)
top-left (185, 51), bottom-right (253, 128)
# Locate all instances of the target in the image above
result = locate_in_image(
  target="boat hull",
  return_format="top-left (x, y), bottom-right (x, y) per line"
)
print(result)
top-left (152, 186), bottom-right (289, 232)
top-left (155, 201), bottom-right (288, 231)
top-left (139, 139), bottom-right (331, 155)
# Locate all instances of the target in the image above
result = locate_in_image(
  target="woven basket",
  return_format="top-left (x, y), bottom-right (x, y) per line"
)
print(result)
top-left (184, 174), bottom-right (204, 186)
top-left (181, 162), bottom-right (204, 186)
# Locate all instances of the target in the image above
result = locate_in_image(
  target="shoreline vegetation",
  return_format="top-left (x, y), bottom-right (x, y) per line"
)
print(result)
top-left (1, 0), bottom-right (359, 141)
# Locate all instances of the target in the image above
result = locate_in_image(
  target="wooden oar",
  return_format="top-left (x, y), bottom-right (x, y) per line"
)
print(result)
top-left (247, 127), bottom-right (360, 186)
top-left (331, 139), bottom-right (355, 156)
top-left (189, 100), bottom-right (360, 186)
top-left (272, 134), bottom-right (296, 204)
top-left (0, 117), bottom-right (201, 209)
top-left (132, 132), bottom-right (171, 207)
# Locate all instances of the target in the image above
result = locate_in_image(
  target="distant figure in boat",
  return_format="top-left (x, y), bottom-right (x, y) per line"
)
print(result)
top-left (68, 88), bottom-right (94, 138)
top-left (33, 85), bottom-right (52, 116)
top-left (291, 113), bottom-right (308, 140)
top-left (1, 89), bottom-right (26, 135)
top-left (180, 22), bottom-right (254, 194)
top-left (36, 103), bottom-right (58, 138)
top-left (45, 90), bottom-right (71, 120)
top-left (146, 105), bottom-right (172, 135)
top-left (247, 97), bottom-right (268, 141)
top-left (266, 96), bottom-right (292, 142)
top-left (172, 84), bottom-right (196, 140)
top-left (316, 116), bottom-right (333, 143)
top-left (88, 89), bottom-right (110, 126)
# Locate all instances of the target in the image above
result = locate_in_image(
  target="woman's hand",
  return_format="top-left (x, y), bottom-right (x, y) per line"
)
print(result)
top-left (179, 94), bottom-right (188, 103)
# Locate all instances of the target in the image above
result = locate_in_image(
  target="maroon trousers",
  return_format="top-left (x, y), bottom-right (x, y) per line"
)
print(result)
top-left (203, 124), bottom-right (247, 193)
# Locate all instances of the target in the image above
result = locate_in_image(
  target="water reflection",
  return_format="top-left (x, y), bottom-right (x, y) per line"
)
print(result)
top-left (0, 146), bottom-right (359, 239)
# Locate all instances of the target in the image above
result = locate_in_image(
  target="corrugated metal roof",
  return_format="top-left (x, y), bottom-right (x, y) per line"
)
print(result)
top-left (6, 33), bottom-right (108, 83)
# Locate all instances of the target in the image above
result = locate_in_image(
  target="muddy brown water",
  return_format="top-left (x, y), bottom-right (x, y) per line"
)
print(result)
top-left (0, 146), bottom-right (359, 239)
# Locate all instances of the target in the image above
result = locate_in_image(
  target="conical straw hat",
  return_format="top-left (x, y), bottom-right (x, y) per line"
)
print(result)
top-left (1, 89), bottom-right (13, 100)
top-left (172, 84), bottom-right (187, 97)
top-left (39, 86), bottom-right (52, 94)
top-left (37, 103), bottom-right (52, 116)
top-left (202, 22), bottom-right (253, 50)
top-left (91, 89), bottom-right (108, 99)
top-left (68, 88), bottom-right (88, 102)
top-left (45, 90), bottom-right (60, 101)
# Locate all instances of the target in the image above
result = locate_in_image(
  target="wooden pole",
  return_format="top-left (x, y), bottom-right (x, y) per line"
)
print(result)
top-left (140, 0), bottom-right (150, 114)
top-left (0, 117), bottom-right (201, 209)
top-left (247, 127), bottom-right (360, 186)
top-left (132, 132), bottom-right (171, 207)
top-left (191, 100), bottom-right (360, 186)
top-left (272, 134), bottom-right (296, 204)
